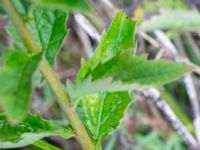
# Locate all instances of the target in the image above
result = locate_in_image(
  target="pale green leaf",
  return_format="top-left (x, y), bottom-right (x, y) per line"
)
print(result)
top-left (0, 114), bottom-right (74, 149)
top-left (77, 91), bottom-right (131, 145)
top-left (141, 10), bottom-right (200, 32)
top-left (30, 0), bottom-right (91, 12)
top-left (67, 77), bottom-right (138, 104)
top-left (0, 50), bottom-right (41, 124)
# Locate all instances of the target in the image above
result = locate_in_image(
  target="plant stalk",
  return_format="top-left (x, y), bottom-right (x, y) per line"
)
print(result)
top-left (1, 0), bottom-right (95, 149)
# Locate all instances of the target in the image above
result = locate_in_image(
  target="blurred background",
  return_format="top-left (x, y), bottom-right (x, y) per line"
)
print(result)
top-left (1, 0), bottom-right (200, 149)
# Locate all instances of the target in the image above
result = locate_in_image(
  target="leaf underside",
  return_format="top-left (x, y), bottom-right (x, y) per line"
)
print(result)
top-left (0, 114), bottom-right (73, 149)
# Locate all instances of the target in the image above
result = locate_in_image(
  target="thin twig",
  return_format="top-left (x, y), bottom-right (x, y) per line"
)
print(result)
top-left (74, 13), bottom-right (101, 42)
top-left (137, 29), bottom-right (160, 48)
top-left (154, 30), bottom-right (178, 55)
top-left (138, 88), bottom-right (199, 150)
top-left (74, 18), bottom-right (93, 58)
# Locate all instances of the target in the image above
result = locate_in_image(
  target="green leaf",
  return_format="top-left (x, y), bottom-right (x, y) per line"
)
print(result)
top-left (31, 6), bottom-right (67, 66)
top-left (0, 114), bottom-right (74, 149)
top-left (97, 50), bottom-right (191, 85)
top-left (77, 91), bottom-right (131, 145)
top-left (29, 0), bottom-right (91, 12)
top-left (73, 12), bottom-right (191, 99)
top-left (67, 77), bottom-right (138, 104)
top-left (6, 1), bottom-right (67, 66)
top-left (0, 50), bottom-right (41, 124)
top-left (140, 10), bottom-right (200, 32)
top-left (68, 11), bottom-right (192, 147)
top-left (76, 11), bottom-right (137, 82)
top-left (69, 50), bottom-right (191, 102)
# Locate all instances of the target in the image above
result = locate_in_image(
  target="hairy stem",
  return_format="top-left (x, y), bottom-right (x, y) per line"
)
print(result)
top-left (1, 0), bottom-right (95, 149)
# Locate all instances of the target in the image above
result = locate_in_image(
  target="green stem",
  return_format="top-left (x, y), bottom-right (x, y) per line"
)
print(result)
top-left (1, 0), bottom-right (95, 149)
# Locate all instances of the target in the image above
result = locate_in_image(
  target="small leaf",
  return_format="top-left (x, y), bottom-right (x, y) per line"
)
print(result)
top-left (140, 10), bottom-right (200, 32)
top-left (77, 92), bottom-right (131, 144)
top-left (76, 11), bottom-right (137, 82)
top-left (32, 6), bottom-right (67, 66)
top-left (0, 114), bottom-right (74, 149)
top-left (29, 0), bottom-right (91, 12)
top-left (0, 50), bottom-right (41, 124)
